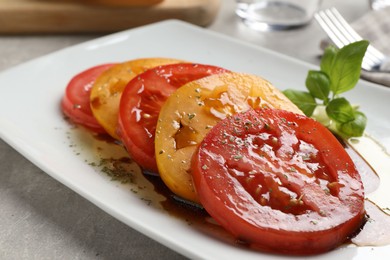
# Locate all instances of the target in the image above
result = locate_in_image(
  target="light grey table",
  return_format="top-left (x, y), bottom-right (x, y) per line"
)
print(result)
top-left (0, 0), bottom-right (370, 259)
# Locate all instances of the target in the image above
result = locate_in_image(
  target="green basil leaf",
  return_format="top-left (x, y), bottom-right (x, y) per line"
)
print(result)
top-left (328, 40), bottom-right (369, 95)
top-left (326, 97), bottom-right (355, 123)
top-left (320, 45), bottom-right (338, 75)
top-left (337, 111), bottom-right (367, 137)
top-left (305, 70), bottom-right (330, 101)
top-left (283, 89), bottom-right (317, 116)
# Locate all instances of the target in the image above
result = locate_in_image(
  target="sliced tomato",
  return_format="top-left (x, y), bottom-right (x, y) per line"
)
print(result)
top-left (61, 63), bottom-right (115, 132)
top-left (191, 108), bottom-right (365, 255)
top-left (118, 63), bottom-right (228, 173)
top-left (155, 72), bottom-right (302, 203)
top-left (90, 58), bottom-right (181, 139)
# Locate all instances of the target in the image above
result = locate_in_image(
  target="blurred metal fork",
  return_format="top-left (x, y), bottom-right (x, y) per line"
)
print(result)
top-left (314, 7), bottom-right (387, 72)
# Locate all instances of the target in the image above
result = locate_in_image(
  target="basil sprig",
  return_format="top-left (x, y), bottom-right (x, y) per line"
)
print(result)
top-left (283, 40), bottom-right (369, 138)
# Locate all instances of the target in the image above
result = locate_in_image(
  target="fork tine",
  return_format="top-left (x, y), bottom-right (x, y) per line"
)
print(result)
top-left (327, 8), bottom-right (362, 43)
top-left (315, 8), bottom-right (386, 71)
top-left (314, 12), bottom-right (347, 48)
top-left (314, 10), bottom-right (376, 69)
top-left (323, 9), bottom-right (379, 67)
top-left (328, 8), bottom-right (386, 64)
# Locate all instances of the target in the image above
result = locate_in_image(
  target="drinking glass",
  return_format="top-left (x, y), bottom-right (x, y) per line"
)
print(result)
top-left (236, 0), bottom-right (322, 31)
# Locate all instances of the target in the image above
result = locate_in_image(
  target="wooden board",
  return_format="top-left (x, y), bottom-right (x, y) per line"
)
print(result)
top-left (0, 0), bottom-right (221, 34)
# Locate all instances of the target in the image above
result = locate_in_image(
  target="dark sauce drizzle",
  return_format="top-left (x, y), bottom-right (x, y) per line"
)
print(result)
top-left (66, 125), bottom-right (390, 253)
top-left (143, 172), bottom-right (242, 247)
top-left (82, 130), bottom-right (243, 247)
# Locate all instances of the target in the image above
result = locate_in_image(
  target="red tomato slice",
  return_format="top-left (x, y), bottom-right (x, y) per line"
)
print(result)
top-left (192, 108), bottom-right (365, 255)
top-left (61, 63), bottom-right (115, 132)
top-left (118, 63), bottom-right (228, 173)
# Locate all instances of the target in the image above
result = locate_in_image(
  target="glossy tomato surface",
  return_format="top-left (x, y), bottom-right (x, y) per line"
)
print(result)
top-left (192, 108), bottom-right (365, 255)
top-left (61, 63), bottom-right (115, 133)
top-left (89, 58), bottom-right (181, 139)
top-left (118, 63), bottom-right (228, 173)
top-left (155, 72), bottom-right (302, 203)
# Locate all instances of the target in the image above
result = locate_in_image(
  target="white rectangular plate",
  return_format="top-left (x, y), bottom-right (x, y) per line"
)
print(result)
top-left (0, 20), bottom-right (389, 259)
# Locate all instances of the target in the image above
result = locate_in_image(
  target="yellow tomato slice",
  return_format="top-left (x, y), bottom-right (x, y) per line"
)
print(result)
top-left (155, 72), bottom-right (303, 203)
top-left (90, 57), bottom-right (181, 139)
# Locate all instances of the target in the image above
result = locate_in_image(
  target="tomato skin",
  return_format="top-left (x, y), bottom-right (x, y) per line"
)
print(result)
top-left (61, 94), bottom-right (105, 133)
top-left (155, 72), bottom-right (302, 203)
top-left (192, 108), bottom-right (365, 255)
top-left (61, 63), bottom-right (115, 132)
top-left (118, 63), bottom-right (228, 173)
top-left (90, 58), bottom-right (181, 139)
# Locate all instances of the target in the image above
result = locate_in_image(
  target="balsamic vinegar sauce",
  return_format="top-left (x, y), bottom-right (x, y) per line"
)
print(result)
top-left (66, 125), bottom-right (390, 250)
top-left (66, 125), bottom-right (239, 245)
